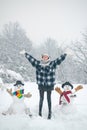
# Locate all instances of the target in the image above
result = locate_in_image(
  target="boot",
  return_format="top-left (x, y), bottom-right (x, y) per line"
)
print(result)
top-left (48, 112), bottom-right (51, 119)
top-left (39, 112), bottom-right (42, 117)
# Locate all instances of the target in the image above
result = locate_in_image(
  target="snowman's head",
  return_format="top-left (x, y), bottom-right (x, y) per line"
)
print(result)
top-left (63, 85), bottom-right (72, 91)
top-left (14, 80), bottom-right (24, 91)
top-left (62, 82), bottom-right (73, 91)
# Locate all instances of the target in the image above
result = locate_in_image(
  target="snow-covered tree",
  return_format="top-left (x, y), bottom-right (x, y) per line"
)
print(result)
top-left (0, 22), bottom-right (32, 82)
top-left (70, 31), bottom-right (87, 83)
top-left (32, 38), bottom-right (63, 59)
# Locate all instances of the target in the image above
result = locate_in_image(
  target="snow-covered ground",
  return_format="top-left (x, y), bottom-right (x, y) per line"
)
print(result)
top-left (0, 82), bottom-right (87, 130)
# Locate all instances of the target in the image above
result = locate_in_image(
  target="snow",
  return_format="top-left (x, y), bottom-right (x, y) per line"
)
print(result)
top-left (0, 82), bottom-right (87, 130)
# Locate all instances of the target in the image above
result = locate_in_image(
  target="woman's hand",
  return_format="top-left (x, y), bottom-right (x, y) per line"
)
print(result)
top-left (19, 50), bottom-right (26, 55)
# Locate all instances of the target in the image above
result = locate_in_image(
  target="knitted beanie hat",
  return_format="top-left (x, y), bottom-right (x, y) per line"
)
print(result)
top-left (42, 54), bottom-right (50, 59)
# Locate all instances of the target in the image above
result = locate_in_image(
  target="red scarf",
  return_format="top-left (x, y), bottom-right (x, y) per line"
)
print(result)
top-left (59, 90), bottom-right (72, 105)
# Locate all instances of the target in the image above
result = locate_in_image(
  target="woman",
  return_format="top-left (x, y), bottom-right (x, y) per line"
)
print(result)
top-left (21, 51), bottom-right (67, 119)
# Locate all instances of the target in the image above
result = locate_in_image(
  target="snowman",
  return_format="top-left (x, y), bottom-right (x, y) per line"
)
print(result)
top-left (55, 82), bottom-right (83, 114)
top-left (2, 80), bottom-right (32, 116)
top-left (55, 82), bottom-right (83, 105)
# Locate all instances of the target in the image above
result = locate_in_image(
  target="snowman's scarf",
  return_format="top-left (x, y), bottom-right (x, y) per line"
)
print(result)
top-left (13, 89), bottom-right (24, 99)
top-left (59, 90), bottom-right (72, 105)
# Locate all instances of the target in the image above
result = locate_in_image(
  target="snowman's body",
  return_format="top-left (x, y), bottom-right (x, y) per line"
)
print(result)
top-left (55, 82), bottom-right (83, 114)
top-left (59, 85), bottom-right (75, 105)
top-left (59, 84), bottom-right (76, 114)
top-left (8, 89), bottom-right (28, 115)
top-left (60, 90), bottom-right (74, 105)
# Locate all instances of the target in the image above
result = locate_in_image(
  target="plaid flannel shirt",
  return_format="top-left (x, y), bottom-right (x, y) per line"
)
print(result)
top-left (25, 53), bottom-right (66, 90)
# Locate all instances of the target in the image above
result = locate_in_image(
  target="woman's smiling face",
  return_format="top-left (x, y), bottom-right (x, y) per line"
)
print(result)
top-left (42, 55), bottom-right (49, 61)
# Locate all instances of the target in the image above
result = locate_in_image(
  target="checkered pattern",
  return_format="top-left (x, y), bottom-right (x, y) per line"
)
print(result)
top-left (25, 53), bottom-right (66, 90)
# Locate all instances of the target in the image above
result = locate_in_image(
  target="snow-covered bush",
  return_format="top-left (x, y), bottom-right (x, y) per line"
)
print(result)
top-left (0, 66), bottom-right (23, 83)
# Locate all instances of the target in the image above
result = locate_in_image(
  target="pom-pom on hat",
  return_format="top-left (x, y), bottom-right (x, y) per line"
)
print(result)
top-left (62, 82), bottom-right (73, 89)
top-left (14, 80), bottom-right (24, 86)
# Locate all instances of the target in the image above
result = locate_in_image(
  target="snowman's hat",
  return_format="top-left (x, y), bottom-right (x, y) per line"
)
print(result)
top-left (14, 80), bottom-right (24, 86)
top-left (62, 82), bottom-right (73, 89)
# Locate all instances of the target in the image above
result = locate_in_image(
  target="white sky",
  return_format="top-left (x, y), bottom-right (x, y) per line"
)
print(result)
top-left (0, 0), bottom-right (87, 45)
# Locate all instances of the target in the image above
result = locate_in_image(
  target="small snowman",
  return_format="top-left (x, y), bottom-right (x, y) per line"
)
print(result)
top-left (55, 82), bottom-right (83, 114)
top-left (55, 82), bottom-right (83, 105)
top-left (3, 80), bottom-right (32, 116)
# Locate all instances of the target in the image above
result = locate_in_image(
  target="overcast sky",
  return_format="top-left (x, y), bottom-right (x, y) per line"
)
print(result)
top-left (0, 0), bottom-right (87, 45)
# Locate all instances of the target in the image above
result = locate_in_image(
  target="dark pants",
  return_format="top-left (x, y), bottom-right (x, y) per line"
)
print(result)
top-left (39, 89), bottom-right (52, 117)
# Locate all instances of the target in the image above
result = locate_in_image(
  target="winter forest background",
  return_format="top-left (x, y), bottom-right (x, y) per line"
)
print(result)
top-left (0, 1), bottom-right (87, 130)
top-left (0, 22), bottom-right (87, 84)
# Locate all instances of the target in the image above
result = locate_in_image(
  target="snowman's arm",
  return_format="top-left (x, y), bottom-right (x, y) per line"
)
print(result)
top-left (74, 85), bottom-right (83, 92)
top-left (55, 87), bottom-right (63, 95)
top-left (7, 88), bottom-right (13, 96)
top-left (24, 92), bottom-right (32, 98)
top-left (70, 94), bottom-right (77, 98)
top-left (70, 85), bottom-right (83, 97)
